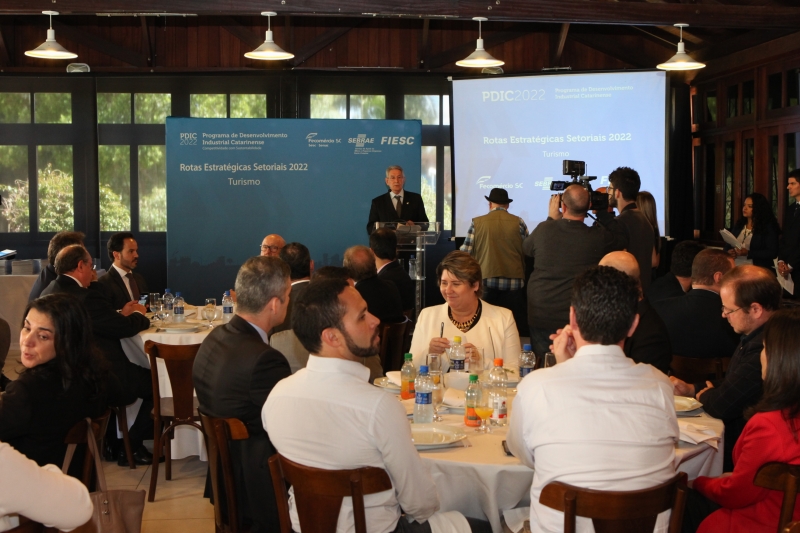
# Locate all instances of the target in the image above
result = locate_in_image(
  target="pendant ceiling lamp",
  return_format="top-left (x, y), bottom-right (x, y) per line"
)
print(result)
top-left (244, 11), bottom-right (294, 61)
top-left (456, 17), bottom-right (504, 68)
top-left (25, 11), bottom-right (78, 60)
top-left (657, 24), bottom-right (705, 71)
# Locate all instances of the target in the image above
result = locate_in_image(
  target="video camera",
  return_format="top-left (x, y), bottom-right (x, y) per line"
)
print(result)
top-left (549, 160), bottom-right (609, 212)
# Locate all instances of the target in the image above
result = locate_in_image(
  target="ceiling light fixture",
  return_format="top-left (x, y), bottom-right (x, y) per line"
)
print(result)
top-left (244, 12), bottom-right (294, 61)
top-left (657, 24), bottom-right (705, 71)
top-left (456, 17), bottom-right (504, 69)
top-left (25, 11), bottom-right (78, 60)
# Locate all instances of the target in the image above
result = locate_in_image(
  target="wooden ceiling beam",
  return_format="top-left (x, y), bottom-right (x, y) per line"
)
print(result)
top-left (53, 20), bottom-right (148, 67)
top-left (569, 32), bottom-right (654, 68)
top-left (550, 23), bottom-right (570, 67)
top-left (0, 25), bottom-right (10, 67)
top-left (691, 30), bottom-right (800, 82)
top-left (1, 1), bottom-right (799, 30)
top-left (692, 28), bottom-right (795, 61)
top-left (424, 23), bottom-right (530, 69)
top-left (139, 16), bottom-right (152, 67)
top-left (289, 24), bottom-right (360, 67)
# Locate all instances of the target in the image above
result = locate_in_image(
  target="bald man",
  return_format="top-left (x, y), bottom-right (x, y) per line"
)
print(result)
top-left (600, 251), bottom-right (672, 374)
top-left (260, 234), bottom-right (286, 258)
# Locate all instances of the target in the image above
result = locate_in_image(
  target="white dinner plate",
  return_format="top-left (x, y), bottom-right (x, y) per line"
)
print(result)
top-left (159, 324), bottom-right (202, 334)
top-left (411, 423), bottom-right (467, 450)
top-left (373, 377), bottom-right (401, 391)
top-left (675, 396), bottom-right (702, 412)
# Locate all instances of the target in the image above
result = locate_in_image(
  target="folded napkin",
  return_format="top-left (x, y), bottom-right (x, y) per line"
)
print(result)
top-left (386, 371), bottom-right (402, 387)
top-left (678, 420), bottom-right (720, 450)
top-left (443, 388), bottom-right (465, 408)
top-left (502, 508), bottom-right (531, 533)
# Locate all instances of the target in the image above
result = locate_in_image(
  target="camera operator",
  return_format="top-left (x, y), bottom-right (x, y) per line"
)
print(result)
top-left (596, 166), bottom-right (656, 294)
top-left (523, 184), bottom-right (617, 361)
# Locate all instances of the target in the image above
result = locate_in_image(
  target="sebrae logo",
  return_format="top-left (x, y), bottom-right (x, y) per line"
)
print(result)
top-left (306, 133), bottom-right (317, 140)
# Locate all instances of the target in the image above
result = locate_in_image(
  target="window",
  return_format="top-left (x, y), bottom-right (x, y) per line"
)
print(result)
top-left (135, 93), bottom-right (171, 124)
top-left (744, 138), bottom-right (754, 197)
top-left (724, 142), bottom-right (734, 229)
top-left (98, 145), bottom-right (131, 231)
top-left (0, 146), bottom-right (29, 232)
top-left (705, 91), bottom-right (717, 123)
top-left (349, 95), bottom-right (385, 119)
top-left (726, 85), bottom-right (738, 119)
top-left (443, 146), bottom-right (452, 230)
top-left (405, 95), bottom-right (440, 125)
top-left (788, 69), bottom-right (800, 108)
top-left (421, 146), bottom-right (436, 224)
top-left (0, 94), bottom-right (30, 123)
top-left (769, 135), bottom-right (779, 216)
top-left (443, 95), bottom-right (451, 126)
top-left (37, 145), bottom-right (74, 231)
top-left (742, 81), bottom-right (754, 115)
top-left (34, 93), bottom-right (71, 124)
top-left (230, 94), bottom-right (266, 118)
top-left (788, 132), bottom-right (798, 180)
top-left (310, 95), bottom-right (346, 119)
top-left (767, 73), bottom-right (782, 110)
top-left (139, 146), bottom-right (166, 231)
top-left (97, 93), bottom-right (131, 124)
top-left (704, 144), bottom-right (716, 231)
top-left (190, 94), bottom-right (226, 118)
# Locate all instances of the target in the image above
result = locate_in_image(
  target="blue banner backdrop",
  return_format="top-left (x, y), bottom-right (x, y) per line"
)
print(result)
top-left (165, 118), bottom-right (422, 302)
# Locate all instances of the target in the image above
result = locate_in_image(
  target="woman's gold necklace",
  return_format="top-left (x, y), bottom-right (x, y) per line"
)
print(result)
top-left (449, 301), bottom-right (481, 333)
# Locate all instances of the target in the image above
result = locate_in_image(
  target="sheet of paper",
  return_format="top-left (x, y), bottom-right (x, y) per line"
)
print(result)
top-left (774, 259), bottom-right (795, 295)
top-left (719, 229), bottom-right (742, 249)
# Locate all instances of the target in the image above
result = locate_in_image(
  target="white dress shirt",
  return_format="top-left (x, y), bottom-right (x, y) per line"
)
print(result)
top-left (112, 263), bottom-right (135, 300)
top-left (506, 344), bottom-right (679, 533)
top-left (263, 355), bottom-right (441, 533)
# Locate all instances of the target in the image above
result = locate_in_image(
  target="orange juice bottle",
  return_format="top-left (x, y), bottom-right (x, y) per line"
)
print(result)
top-left (400, 353), bottom-right (416, 400)
top-left (464, 374), bottom-right (481, 427)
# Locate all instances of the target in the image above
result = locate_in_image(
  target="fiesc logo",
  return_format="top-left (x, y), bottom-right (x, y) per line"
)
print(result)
top-left (179, 133), bottom-right (197, 145)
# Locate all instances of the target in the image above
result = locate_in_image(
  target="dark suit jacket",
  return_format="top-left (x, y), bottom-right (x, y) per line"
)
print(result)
top-left (623, 298), bottom-right (672, 375)
top-left (97, 266), bottom-right (150, 309)
top-left (28, 265), bottom-right (57, 302)
top-left (724, 219), bottom-right (780, 270)
top-left (646, 272), bottom-right (686, 304)
top-left (378, 260), bottom-right (415, 311)
top-left (601, 204), bottom-right (656, 294)
top-left (193, 315), bottom-right (292, 533)
top-left (41, 275), bottom-right (152, 404)
top-left (271, 280), bottom-right (309, 335)
top-left (780, 202), bottom-right (800, 290)
top-left (355, 275), bottom-right (404, 323)
top-left (366, 190), bottom-right (429, 235)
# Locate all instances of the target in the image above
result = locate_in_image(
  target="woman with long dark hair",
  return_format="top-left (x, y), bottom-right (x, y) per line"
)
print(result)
top-left (687, 308), bottom-right (800, 532)
top-left (724, 192), bottom-right (780, 269)
top-left (0, 293), bottom-right (107, 469)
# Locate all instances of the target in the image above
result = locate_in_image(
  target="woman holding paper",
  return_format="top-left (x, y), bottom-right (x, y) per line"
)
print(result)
top-left (723, 192), bottom-right (779, 270)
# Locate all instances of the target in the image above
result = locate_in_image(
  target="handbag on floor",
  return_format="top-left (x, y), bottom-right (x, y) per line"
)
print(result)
top-left (60, 418), bottom-right (146, 533)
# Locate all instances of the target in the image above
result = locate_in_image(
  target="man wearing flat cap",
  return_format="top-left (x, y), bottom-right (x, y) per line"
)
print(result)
top-left (460, 188), bottom-right (529, 336)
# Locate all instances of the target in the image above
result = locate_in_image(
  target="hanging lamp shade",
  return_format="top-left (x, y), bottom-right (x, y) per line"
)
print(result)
top-left (657, 24), bottom-right (704, 71)
top-left (25, 11), bottom-right (77, 60)
top-left (456, 18), bottom-right (504, 68)
top-left (244, 12), bottom-right (294, 61)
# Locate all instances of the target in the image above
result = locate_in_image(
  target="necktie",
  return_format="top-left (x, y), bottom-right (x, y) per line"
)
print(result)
top-left (394, 195), bottom-right (402, 218)
top-left (126, 272), bottom-right (140, 301)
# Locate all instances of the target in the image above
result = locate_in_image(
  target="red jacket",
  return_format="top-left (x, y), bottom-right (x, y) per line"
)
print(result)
top-left (695, 410), bottom-right (800, 533)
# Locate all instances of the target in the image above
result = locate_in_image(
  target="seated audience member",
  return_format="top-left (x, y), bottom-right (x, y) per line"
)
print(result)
top-left (685, 308), bottom-right (800, 533)
top-left (312, 265), bottom-right (353, 284)
top-left (410, 251), bottom-right (521, 371)
top-left (636, 190), bottom-right (662, 273)
top-left (507, 266), bottom-right (678, 533)
top-left (98, 232), bottom-right (149, 309)
top-left (723, 192), bottom-right (780, 270)
top-left (343, 245), bottom-right (404, 323)
top-left (41, 245), bottom-right (153, 466)
top-left (672, 265), bottom-right (781, 472)
top-left (28, 231), bottom-right (84, 302)
top-left (260, 234), bottom-right (286, 257)
top-left (0, 294), bottom-right (106, 472)
top-left (370, 227), bottom-right (415, 312)
top-left (272, 242), bottom-right (313, 335)
top-left (194, 256), bottom-right (293, 533)
top-left (0, 439), bottom-right (93, 532)
top-left (264, 277), bottom-right (490, 533)
top-left (653, 249), bottom-right (738, 360)
top-left (0, 318), bottom-right (10, 391)
top-left (647, 240), bottom-right (704, 304)
top-left (599, 251), bottom-right (672, 374)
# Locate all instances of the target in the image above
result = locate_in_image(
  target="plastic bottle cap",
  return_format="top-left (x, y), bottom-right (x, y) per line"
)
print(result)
top-left (224, 290), bottom-right (230, 296)
top-left (469, 374), bottom-right (478, 382)
top-left (165, 289), bottom-right (171, 293)
top-left (175, 292), bottom-right (181, 297)
top-left (494, 358), bottom-right (503, 367)
top-left (420, 365), bottom-right (428, 374)
top-left (453, 336), bottom-right (462, 343)
top-left (523, 344), bottom-right (531, 351)
top-left (404, 353), bottom-right (412, 360)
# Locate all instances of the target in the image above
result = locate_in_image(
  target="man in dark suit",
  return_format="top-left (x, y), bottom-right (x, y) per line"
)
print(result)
top-left (41, 244), bottom-right (154, 465)
top-left (778, 169), bottom-right (800, 296)
top-left (365, 165), bottom-right (429, 235)
top-left (647, 240), bottom-right (704, 304)
top-left (653, 249), bottom-right (739, 360)
top-left (344, 245), bottom-right (404, 324)
top-left (97, 232), bottom-right (150, 310)
top-left (193, 256), bottom-right (293, 533)
top-left (370, 227), bottom-right (415, 312)
top-left (28, 230), bottom-right (84, 302)
top-left (272, 242), bottom-right (313, 335)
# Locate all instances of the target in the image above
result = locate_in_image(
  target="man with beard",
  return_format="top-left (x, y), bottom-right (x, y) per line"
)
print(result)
top-left (98, 232), bottom-right (150, 310)
top-left (264, 277), bottom-right (490, 533)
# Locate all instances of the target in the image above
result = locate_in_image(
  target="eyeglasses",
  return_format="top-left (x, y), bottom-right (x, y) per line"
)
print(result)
top-left (260, 245), bottom-right (281, 252)
top-left (721, 305), bottom-right (742, 317)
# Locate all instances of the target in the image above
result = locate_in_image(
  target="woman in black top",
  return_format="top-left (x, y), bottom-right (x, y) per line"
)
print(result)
top-left (724, 192), bottom-right (780, 270)
top-left (0, 293), bottom-right (107, 470)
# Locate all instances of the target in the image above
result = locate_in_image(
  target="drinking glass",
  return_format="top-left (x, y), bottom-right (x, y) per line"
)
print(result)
top-left (474, 382), bottom-right (494, 433)
top-left (543, 351), bottom-right (557, 368)
top-left (150, 299), bottom-right (163, 327)
top-left (203, 298), bottom-right (217, 328)
top-left (467, 347), bottom-right (485, 377)
top-left (430, 370), bottom-right (444, 422)
top-left (426, 353), bottom-right (441, 372)
top-left (148, 293), bottom-right (160, 312)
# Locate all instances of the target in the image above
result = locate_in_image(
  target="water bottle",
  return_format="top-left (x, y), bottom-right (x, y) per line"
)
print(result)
top-left (413, 365), bottom-right (434, 424)
top-left (519, 344), bottom-right (535, 379)
top-left (222, 291), bottom-right (234, 323)
top-left (400, 353), bottom-right (416, 400)
top-left (163, 289), bottom-right (175, 314)
top-left (173, 292), bottom-right (185, 323)
top-left (488, 358), bottom-right (508, 426)
top-left (464, 374), bottom-right (481, 427)
top-left (449, 336), bottom-right (466, 373)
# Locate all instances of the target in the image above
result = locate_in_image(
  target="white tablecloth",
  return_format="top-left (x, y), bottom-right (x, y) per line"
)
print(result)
top-left (0, 275), bottom-right (37, 351)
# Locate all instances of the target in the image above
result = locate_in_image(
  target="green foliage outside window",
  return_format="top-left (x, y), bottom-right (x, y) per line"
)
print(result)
top-left (310, 95), bottom-right (346, 119)
top-left (191, 94), bottom-right (226, 118)
top-left (135, 93), bottom-right (171, 124)
top-left (98, 93), bottom-right (131, 124)
top-left (34, 93), bottom-right (71, 124)
top-left (139, 145), bottom-right (166, 231)
top-left (0, 145), bottom-right (28, 232)
top-left (0, 94), bottom-right (30, 123)
top-left (230, 94), bottom-right (267, 118)
top-left (404, 95), bottom-right (439, 125)
top-left (98, 145), bottom-right (131, 231)
top-left (350, 95), bottom-right (385, 119)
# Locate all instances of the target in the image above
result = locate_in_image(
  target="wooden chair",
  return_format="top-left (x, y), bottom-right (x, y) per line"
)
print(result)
top-left (269, 453), bottom-right (393, 533)
top-left (379, 320), bottom-right (408, 372)
top-left (670, 355), bottom-right (730, 384)
top-left (110, 404), bottom-right (136, 469)
top-left (539, 472), bottom-right (688, 533)
top-left (63, 409), bottom-right (111, 488)
top-left (5, 517), bottom-right (45, 533)
top-left (144, 340), bottom-right (203, 502)
top-left (784, 521), bottom-right (800, 533)
top-left (199, 412), bottom-right (251, 533)
top-left (754, 462), bottom-right (800, 533)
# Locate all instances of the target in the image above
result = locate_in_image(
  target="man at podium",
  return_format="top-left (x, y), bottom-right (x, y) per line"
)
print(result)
top-left (366, 165), bottom-right (429, 235)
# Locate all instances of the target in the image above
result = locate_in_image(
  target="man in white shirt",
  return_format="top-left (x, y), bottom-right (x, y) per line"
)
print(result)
top-left (263, 277), bottom-right (486, 533)
top-left (507, 265), bottom-right (678, 533)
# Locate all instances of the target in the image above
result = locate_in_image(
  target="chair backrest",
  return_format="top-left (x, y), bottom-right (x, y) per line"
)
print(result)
top-left (144, 341), bottom-right (201, 421)
top-left (270, 330), bottom-right (310, 374)
top-left (268, 453), bottom-right (393, 533)
top-left (670, 355), bottom-right (729, 384)
top-left (199, 412), bottom-right (250, 533)
top-left (755, 462), bottom-right (800, 533)
top-left (6, 517), bottom-right (45, 533)
top-left (539, 472), bottom-right (688, 533)
top-left (784, 521), bottom-right (800, 533)
top-left (63, 409), bottom-right (111, 487)
top-left (378, 320), bottom-right (408, 372)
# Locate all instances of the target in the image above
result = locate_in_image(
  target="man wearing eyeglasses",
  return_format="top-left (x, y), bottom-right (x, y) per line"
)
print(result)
top-left (670, 265), bottom-right (781, 471)
top-left (260, 234), bottom-right (286, 257)
top-left (366, 165), bottom-right (428, 236)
